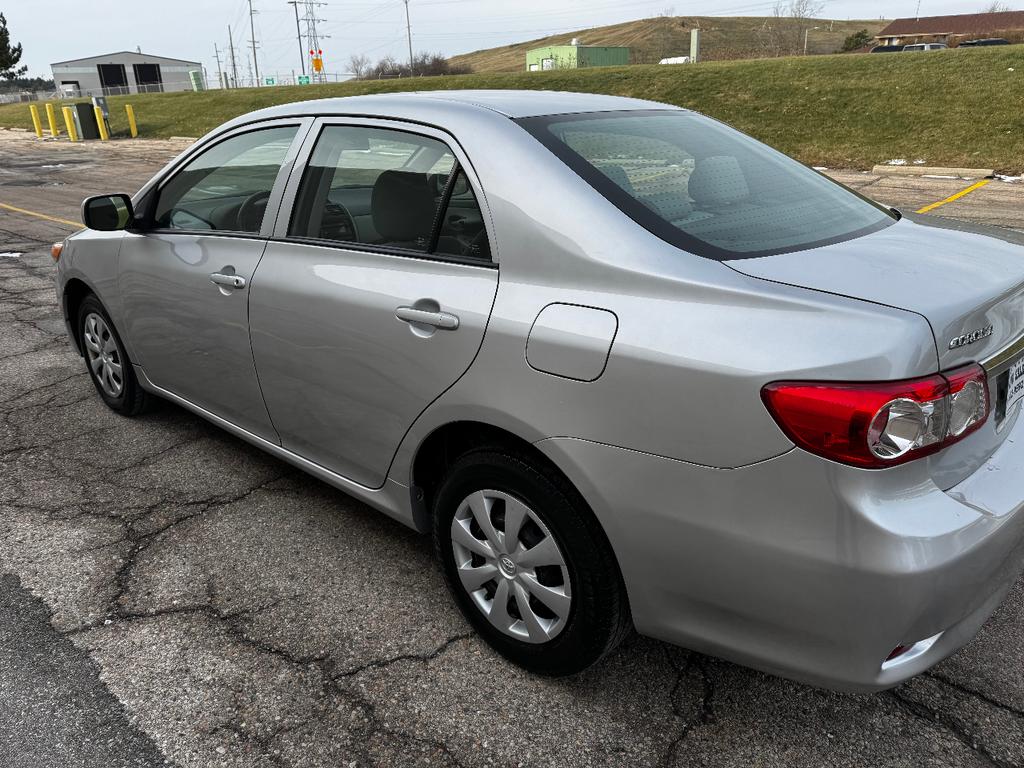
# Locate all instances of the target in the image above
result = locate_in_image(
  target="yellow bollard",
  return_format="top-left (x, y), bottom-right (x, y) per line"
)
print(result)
top-left (62, 107), bottom-right (79, 142)
top-left (124, 104), bottom-right (138, 138)
top-left (45, 102), bottom-right (60, 137)
top-left (94, 106), bottom-right (109, 141)
top-left (29, 104), bottom-right (43, 137)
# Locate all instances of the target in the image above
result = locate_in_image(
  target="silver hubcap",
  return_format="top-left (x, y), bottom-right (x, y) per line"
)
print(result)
top-left (82, 312), bottom-right (124, 398)
top-left (450, 489), bottom-right (572, 644)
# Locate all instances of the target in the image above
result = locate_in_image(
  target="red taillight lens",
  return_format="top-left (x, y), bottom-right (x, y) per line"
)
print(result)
top-left (885, 644), bottom-right (912, 662)
top-left (762, 364), bottom-right (989, 469)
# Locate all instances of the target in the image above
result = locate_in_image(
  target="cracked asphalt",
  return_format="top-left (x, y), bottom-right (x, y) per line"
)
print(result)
top-left (2, 130), bottom-right (1024, 768)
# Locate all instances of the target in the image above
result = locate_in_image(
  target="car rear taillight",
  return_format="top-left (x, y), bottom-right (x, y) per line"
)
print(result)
top-left (761, 364), bottom-right (989, 469)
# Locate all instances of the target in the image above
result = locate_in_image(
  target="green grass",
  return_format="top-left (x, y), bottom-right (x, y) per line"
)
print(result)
top-left (3, 46), bottom-right (1023, 172)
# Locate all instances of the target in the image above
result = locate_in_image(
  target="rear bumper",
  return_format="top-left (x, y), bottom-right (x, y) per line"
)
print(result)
top-left (537, 408), bottom-right (1024, 692)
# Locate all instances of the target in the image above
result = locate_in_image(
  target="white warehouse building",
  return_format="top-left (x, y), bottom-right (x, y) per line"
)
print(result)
top-left (51, 51), bottom-right (203, 96)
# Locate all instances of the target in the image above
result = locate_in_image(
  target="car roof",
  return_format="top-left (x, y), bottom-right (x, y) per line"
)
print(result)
top-left (230, 89), bottom-right (681, 124)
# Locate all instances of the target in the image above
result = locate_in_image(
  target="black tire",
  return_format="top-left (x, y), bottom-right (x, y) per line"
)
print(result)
top-left (77, 294), bottom-right (152, 416)
top-left (433, 447), bottom-right (632, 676)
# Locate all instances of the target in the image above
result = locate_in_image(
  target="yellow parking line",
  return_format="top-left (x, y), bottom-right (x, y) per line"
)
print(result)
top-left (915, 178), bottom-right (992, 214)
top-left (0, 202), bottom-right (80, 228)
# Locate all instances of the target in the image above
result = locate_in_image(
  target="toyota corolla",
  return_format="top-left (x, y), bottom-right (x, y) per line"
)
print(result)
top-left (54, 91), bottom-right (1024, 691)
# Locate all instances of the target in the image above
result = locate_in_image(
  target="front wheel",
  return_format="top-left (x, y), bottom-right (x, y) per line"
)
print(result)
top-left (77, 294), bottom-right (152, 416)
top-left (433, 448), bottom-right (631, 676)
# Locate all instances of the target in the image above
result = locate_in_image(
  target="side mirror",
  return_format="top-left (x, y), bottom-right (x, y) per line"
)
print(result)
top-left (82, 194), bottom-right (134, 231)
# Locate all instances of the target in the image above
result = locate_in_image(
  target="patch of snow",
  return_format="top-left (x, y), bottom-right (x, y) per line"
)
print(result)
top-left (886, 159), bottom-right (908, 165)
top-left (40, 163), bottom-right (66, 169)
top-left (812, 166), bottom-right (828, 171)
top-left (913, 159), bottom-right (927, 165)
top-left (995, 174), bottom-right (1022, 183)
top-left (0, 252), bottom-right (23, 258)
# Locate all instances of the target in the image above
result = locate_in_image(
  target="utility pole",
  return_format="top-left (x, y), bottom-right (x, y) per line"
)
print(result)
top-left (287, 0), bottom-right (305, 75)
top-left (403, 0), bottom-right (414, 69)
top-left (248, 0), bottom-right (261, 83)
top-left (214, 42), bottom-right (224, 89)
top-left (228, 25), bottom-right (240, 88)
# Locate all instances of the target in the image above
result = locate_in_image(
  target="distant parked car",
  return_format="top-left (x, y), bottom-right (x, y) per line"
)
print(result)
top-left (55, 90), bottom-right (1024, 691)
top-left (959, 38), bottom-right (1010, 47)
top-left (903, 43), bottom-right (948, 51)
top-left (870, 45), bottom-right (904, 53)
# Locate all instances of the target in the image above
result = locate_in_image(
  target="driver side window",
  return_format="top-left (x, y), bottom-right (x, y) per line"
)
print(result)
top-left (153, 126), bottom-right (298, 234)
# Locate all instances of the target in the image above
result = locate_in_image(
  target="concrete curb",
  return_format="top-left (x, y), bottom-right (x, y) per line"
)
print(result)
top-left (872, 164), bottom-right (994, 178)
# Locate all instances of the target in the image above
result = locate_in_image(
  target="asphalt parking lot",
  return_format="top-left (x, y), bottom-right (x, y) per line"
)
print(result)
top-left (2, 130), bottom-right (1024, 768)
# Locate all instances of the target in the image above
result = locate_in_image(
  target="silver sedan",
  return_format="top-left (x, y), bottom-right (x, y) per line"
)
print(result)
top-left (54, 90), bottom-right (1024, 691)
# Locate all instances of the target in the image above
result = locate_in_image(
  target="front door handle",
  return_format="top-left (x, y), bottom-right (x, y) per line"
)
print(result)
top-left (210, 272), bottom-right (246, 290)
top-left (396, 306), bottom-right (460, 330)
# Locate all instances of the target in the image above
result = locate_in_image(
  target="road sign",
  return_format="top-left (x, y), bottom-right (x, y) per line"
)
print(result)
top-left (265, 77), bottom-right (276, 85)
top-left (297, 75), bottom-right (311, 85)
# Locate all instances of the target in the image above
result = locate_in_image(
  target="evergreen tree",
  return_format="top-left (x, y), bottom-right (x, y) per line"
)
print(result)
top-left (0, 14), bottom-right (27, 81)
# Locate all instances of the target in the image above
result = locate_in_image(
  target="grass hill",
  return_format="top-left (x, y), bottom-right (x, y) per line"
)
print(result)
top-left (448, 15), bottom-right (890, 72)
top-left (1, 46), bottom-right (1021, 172)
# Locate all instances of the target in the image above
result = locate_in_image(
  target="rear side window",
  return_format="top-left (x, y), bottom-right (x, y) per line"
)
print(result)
top-left (518, 111), bottom-right (894, 261)
top-left (289, 125), bottom-right (491, 261)
top-left (154, 126), bottom-right (298, 233)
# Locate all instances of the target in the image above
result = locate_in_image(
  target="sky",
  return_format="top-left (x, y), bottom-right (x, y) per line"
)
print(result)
top-left (4, 0), bottom-right (1005, 80)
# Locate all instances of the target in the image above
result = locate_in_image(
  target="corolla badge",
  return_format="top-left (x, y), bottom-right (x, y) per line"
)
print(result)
top-left (949, 325), bottom-right (994, 350)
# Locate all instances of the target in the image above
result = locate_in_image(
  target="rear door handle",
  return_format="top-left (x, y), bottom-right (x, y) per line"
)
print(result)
top-left (210, 272), bottom-right (246, 289)
top-left (395, 306), bottom-right (460, 330)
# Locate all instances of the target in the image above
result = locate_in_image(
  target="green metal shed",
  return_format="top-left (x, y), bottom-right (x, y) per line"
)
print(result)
top-left (526, 44), bottom-right (630, 71)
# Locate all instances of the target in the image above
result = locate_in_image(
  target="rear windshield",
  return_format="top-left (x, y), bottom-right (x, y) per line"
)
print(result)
top-left (518, 110), bottom-right (895, 261)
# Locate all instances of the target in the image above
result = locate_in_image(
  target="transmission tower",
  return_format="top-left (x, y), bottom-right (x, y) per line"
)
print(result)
top-left (301, 1), bottom-right (329, 82)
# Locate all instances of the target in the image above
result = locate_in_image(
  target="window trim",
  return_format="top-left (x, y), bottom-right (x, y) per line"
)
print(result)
top-left (276, 235), bottom-right (497, 269)
top-left (132, 117), bottom-right (315, 240)
top-left (273, 116), bottom-right (497, 266)
top-left (516, 110), bottom-right (896, 262)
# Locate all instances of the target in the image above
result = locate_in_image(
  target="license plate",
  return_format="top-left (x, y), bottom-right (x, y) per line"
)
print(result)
top-left (1001, 354), bottom-right (1024, 422)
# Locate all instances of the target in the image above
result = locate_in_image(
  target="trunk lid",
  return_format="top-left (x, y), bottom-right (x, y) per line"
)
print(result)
top-left (728, 213), bottom-right (1024, 487)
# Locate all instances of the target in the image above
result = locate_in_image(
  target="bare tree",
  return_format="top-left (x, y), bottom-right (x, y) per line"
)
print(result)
top-left (758, 0), bottom-right (827, 56)
top-left (982, 1), bottom-right (1011, 12)
top-left (363, 51), bottom-right (471, 79)
top-left (347, 53), bottom-right (371, 79)
top-left (654, 8), bottom-right (679, 61)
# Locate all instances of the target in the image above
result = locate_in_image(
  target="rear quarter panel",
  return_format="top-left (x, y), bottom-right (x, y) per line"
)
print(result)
top-left (390, 117), bottom-right (939, 476)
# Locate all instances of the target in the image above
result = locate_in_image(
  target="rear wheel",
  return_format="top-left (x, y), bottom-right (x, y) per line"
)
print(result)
top-left (77, 294), bottom-right (152, 416)
top-left (433, 448), bottom-right (631, 676)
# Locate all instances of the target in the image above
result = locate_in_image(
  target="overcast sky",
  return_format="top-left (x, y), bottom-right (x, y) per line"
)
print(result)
top-left (5, 0), bottom-right (1003, 80)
